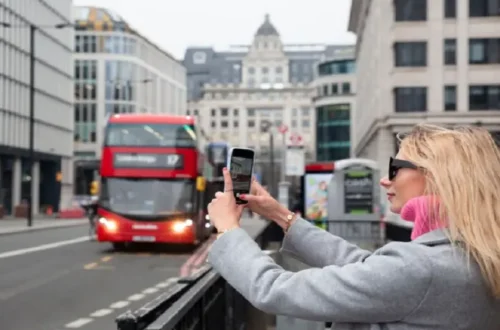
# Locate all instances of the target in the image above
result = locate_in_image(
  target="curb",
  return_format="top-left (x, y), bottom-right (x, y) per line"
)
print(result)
top-left (0, 220), bottom-right (87, 236)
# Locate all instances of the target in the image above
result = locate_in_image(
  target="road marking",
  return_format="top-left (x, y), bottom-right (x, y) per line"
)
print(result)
top-left (110, 300), bottom-right (130, 309)
top-left (156, 282), bottom-right (170, 288)
top-left (90, 309), bottom-right (113, 317)
top-left (84, 262), bottom-right (98, 270)
top-left (128, 293), bottom-right (145, 301)
top-left (65, 318), bottom-right (93, 328)
top-left (0, 236), bottom-right (89, 260)
top-left (142, 287), bottom-right (159, 294)
top-left (101, 256), bottom-right (112, 262)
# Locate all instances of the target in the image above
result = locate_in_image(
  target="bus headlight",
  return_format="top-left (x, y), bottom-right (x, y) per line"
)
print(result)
top-left (172, 222), bottom-right (186, 233)
top-left (99, 217), bottom-right (117, 231)
top-left (172, 219), bottom-right (193, 234)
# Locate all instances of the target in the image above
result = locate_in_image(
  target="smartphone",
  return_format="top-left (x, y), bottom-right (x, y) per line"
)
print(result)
top-left (226, 147), bottom-right (255, 204)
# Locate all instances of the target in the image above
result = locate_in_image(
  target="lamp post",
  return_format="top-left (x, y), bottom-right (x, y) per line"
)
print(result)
top-left (260, 120), bottom-right (275, 197)
top-left (0, 22), bottom-right (73, 227)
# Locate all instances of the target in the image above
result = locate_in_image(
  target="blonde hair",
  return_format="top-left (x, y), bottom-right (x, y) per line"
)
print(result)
top-left (398, 124), bottom-right (500, 297)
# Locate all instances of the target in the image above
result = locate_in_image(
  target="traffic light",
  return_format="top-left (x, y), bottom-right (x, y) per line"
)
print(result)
top-left (90, 180), bottom-right (99, 196)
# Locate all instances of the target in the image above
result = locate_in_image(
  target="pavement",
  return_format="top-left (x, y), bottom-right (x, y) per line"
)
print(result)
top-left (0, 216), bottom-right (270, 330)
top-left (0, 217), bottom-right (87, 236)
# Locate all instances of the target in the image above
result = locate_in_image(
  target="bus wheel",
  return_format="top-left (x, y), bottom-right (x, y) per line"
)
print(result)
top-left (112, 242), bottom-right (126, 251)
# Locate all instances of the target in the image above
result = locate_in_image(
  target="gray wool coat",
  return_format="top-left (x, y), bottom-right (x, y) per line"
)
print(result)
top-left (208, 217), bottom-right (500, 329)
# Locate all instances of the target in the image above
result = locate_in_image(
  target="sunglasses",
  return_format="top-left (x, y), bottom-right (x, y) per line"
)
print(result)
top-left (389, 157), bottom-right (418, 181)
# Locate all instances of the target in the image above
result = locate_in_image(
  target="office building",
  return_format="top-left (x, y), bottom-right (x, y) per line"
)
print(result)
top-left (184, 14), bottom-right (353, 179)
top-left (349, 0), bottom-right (500, 174)
top-left (313, 46), bottom-right (356, 161)
top-left (72, 6), bottom-right (187, 194)
top-left (0, 0), bottom-right (74, 215)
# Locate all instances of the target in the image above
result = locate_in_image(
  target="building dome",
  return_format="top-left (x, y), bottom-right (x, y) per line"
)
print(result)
top-left (255, 14), bottom-right (279, 37)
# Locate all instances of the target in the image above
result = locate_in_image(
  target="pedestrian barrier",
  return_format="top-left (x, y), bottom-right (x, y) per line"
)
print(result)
top-left (114, 220), bottom-right (387, 330)
top-left (115, 220), bottom-right (279, 330)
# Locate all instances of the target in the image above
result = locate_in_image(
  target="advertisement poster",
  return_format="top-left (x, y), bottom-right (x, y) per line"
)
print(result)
top-left (304, 173), bottom-right (333, 230)
top-left (343, 168), bottom-right (373, 214)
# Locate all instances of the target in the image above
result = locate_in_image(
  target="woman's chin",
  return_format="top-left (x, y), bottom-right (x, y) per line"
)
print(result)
top-left (389, 204), bottom-right (402, 214)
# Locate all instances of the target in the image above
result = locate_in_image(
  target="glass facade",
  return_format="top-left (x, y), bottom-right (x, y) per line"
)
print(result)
top-left (75, 35), bottom-right (138, 55)
top-left (74, 60), bottom-right (98, 142)
top-left (318, 59), bottom-right (356, 76)
top-left (316, 104), bottom-right (351, 161)
top-left (105, 60), bottom-right (137, 101)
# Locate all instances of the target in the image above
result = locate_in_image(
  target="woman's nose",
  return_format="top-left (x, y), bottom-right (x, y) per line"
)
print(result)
top-left (379, 176), bottom-right (391, 188)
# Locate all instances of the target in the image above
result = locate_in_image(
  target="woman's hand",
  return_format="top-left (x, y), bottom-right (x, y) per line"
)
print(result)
top-left (240, 182), bottom-right (294, 230)
top-left (207, 168), bottom-right (245, 232)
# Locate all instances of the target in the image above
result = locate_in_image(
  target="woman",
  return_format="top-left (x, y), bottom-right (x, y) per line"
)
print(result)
top-left (207, 124), bottom-right (500, 329)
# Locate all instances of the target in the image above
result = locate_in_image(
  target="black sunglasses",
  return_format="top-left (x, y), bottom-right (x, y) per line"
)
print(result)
top-left (389, 157), bottom-right (418, 181)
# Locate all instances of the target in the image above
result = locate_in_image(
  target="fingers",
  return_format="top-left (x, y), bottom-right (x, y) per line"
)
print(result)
top-left (236, 204), bottom-right (245, 217)
top-left (238, 194), bottom-right (263, 202)
top-left (222, 168), bottom-right (233, 192)
top-left (215, 191), bottom-right (224, 198)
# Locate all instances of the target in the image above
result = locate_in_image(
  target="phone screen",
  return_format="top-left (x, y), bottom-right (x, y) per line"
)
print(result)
top-left (229, 152), bottom-right (254, 204)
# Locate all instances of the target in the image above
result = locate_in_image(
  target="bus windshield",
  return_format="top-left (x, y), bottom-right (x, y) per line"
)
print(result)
top-left (105, 123), bottom-right (197, 148)
top-left (99, 178), bottom-right (195, 216)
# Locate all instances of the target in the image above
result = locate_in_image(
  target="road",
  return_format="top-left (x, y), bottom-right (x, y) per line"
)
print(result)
top-left (0, 225), bottom-right (196, 330)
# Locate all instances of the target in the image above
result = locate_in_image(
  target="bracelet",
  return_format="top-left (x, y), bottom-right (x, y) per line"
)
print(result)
top-left (216, 227), bottom-right (239, 239)
top-left (283, 213), bottom-right (297, 234)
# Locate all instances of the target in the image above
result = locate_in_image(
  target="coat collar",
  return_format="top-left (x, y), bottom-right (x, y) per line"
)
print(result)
top-left (412, 228), bottom-right (452, 246)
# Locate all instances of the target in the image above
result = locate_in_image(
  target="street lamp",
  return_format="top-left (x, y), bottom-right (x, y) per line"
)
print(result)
top-left (0, 22), bottom-right (73, 227)
top-left (260, 120), bottom-right (275, 197)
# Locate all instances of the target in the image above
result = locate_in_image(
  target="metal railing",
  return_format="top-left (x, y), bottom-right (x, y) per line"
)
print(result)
top-left (115, 219), bottom-right (389, 330)
top-left (115, 221), bottom-right (281, 330)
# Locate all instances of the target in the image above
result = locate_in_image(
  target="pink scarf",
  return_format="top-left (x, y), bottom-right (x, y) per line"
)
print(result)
top-left (400, 196), bottom-right (445, 240)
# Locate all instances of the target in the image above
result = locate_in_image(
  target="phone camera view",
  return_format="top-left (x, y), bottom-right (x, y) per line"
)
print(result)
top-left (230, 156), bottom-right (253, 192)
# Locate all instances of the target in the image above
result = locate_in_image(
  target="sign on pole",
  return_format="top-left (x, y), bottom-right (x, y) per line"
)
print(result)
top-left (278, 124), bottom-right (288, 134)
top-left (285, 146), bottom-right (305, 176)
top-left (289, 133), bottom-right (303, 146)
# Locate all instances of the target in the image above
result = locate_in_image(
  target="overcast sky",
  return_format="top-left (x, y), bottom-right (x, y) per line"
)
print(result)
top-left (72, 0), bottom-right (357, 60)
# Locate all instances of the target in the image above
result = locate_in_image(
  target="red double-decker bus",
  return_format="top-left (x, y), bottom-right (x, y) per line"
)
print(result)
top-left (96, 114), bottom-right (214, 249)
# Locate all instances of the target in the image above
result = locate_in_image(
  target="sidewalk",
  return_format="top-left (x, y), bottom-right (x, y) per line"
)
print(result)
top-left (0, 216), bottom-right (87, 235)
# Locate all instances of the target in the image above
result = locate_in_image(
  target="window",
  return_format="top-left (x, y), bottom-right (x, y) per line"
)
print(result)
top-left (318, 60), bottom-right (356, 75)
top-left (444, 39), bottom-right (457, 65)
top-left (220, 108), bottom-right (228, 116)
top-left (316, 104), bottom-right (351, 161)
top-left (211, 109), bottom-right (216, 116)
top-left (394, 42), bottom-right (427, 67)
top-left (316, 104), bottom-right (351, 123)
top-left (469, 85), bottom-right (500, 110)
top-left (394, 0), bottom-right (427, 21)
top-left (323, 85), bottom-right (329, 96)
top-left (444, 0), bottom-right (456, 18)
top-left (221, 121), bottom-right (228, 128)
top-left (469, 0), bottom-right (500, 17)
top-left (444, 86), bottom-right (457, 111)
top-left (342, 83), bottom-right (351, 94)
top-left (469, 39), bottom-right (500, 64)
top-left (394, 87), bottom-right (427, 112)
